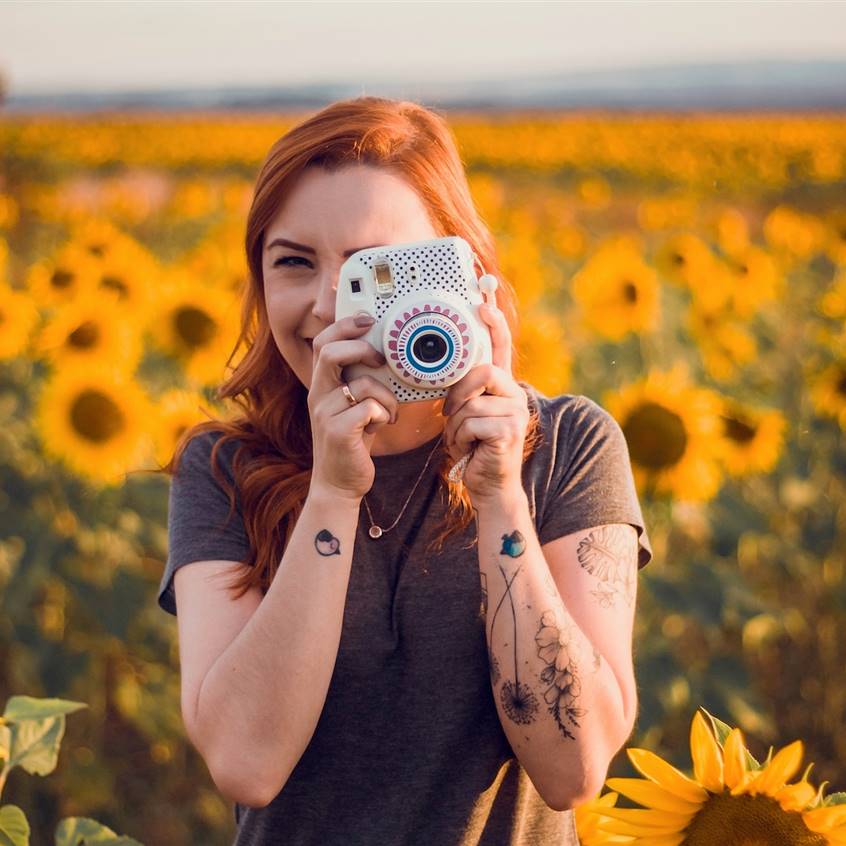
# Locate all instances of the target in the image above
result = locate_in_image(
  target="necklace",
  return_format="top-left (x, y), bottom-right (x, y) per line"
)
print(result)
top-left (363, 432), bottom-right (444, 539)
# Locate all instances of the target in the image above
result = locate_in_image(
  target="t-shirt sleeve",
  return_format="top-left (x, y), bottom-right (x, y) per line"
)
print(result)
top-left (535, 394), bottom-right (653, 569)
top-left (157, 431), bottom-right (252, 617)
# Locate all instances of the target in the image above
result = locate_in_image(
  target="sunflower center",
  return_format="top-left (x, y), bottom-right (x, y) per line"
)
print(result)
top-left (721, 413), bottom-right (757, 443)
top-left (621, 281), bottom-right (638, 303)
top-left (622, 401), bottom-right (687, 470)
top-left (0, 309), bottom-right (4, 326)
top-left (69, 389), bottom-right (126, 443)
top-left (101, 275), bottom-right (129, 297)
top-left (836, 368), bottom-right (846, 396)
top-left (67, 321), bottom-right (100, 349)
top-left (51, 269), bottom-right (74, 289)
top-left (672, 252), bottom-right (686, 267)
top-left (174, 306), bottom-right (217, 349)
top-left (681, 792), bottom-right (826, 846)
top-left (88, 242), bottom-right (107, 257)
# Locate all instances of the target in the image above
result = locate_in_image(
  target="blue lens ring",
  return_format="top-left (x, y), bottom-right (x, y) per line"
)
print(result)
top-left (406, 323), bottom-right (455, 373)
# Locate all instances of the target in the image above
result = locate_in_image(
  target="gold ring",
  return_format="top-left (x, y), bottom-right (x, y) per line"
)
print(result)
top-left (341, 383), bottom-right (358, 406)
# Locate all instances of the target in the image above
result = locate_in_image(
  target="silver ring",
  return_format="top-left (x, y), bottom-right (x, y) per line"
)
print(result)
top-left (341, 383), bottom-right (358, 406)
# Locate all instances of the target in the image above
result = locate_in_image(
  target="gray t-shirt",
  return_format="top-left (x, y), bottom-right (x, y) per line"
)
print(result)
top-left (158, 383), bottom-right (652, 846)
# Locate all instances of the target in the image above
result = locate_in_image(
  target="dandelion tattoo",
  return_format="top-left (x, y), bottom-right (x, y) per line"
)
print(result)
top-left (314, 529), bottom-right (341, 556)
top-left (577, 525), bottom-right (635, 608)
top-left (486, 568), bottom-right (520, 685)
top-left (535, 611), bottom-right (585, 740)
top-left (496, 563), bottom-right (539, 726)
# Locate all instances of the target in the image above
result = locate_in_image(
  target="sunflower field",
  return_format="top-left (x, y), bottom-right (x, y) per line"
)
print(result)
top-left (0, 112), bottom-right (845, 845)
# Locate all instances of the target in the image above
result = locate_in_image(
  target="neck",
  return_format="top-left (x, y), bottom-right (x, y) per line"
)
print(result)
top-left (369, 396), bottom-right (446, 456)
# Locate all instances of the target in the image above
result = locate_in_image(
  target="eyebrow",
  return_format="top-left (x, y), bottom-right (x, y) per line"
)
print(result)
top-left (265, 237), bottom-right (383, 258)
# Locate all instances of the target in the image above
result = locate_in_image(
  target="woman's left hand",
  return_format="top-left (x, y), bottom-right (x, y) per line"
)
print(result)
top-left (442, 302), bottom-right (530, 506)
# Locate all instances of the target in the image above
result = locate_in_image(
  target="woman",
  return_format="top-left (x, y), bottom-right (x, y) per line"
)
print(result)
top-left (157, 96), bottom-right (653, 846)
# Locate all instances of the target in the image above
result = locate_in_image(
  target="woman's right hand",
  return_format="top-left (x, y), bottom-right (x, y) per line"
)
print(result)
top-left (307, 311), bottom-right (399, 501)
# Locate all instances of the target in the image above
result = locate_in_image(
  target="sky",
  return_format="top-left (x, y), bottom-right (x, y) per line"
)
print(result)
top-left (2, 0), bottom-right (846, 94)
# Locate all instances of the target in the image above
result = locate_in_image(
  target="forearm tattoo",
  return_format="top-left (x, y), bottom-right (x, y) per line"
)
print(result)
top-left (535, 611), bottom-right (585, 740)
top-left (314, 529), bottom-right (341, 556)
top-left (576, 525), bottom-right (635, 608)
top-left (486, 527), bottom-right (585, 740)
top-left (496, 563), bottom-right (540, 726)
top-left (500, 529), bottom-right (526, 557)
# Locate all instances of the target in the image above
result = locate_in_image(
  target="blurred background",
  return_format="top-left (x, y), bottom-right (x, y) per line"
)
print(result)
top-left (1, 2), bottom-right (845, 844)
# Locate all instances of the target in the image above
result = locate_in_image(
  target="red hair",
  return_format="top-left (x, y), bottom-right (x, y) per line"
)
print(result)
top-left (162, 96), bottom-right (542, 601)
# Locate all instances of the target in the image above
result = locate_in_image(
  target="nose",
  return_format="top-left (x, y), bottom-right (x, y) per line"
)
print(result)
top-left (311, 269), bottom-right (338, 324)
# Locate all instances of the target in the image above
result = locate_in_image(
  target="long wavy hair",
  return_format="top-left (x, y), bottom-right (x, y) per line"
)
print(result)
top-left (162, 96), bottom-right (544, 602)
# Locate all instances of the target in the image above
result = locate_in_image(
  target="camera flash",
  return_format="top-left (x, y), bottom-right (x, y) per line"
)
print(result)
top-left (373, 259), bottom-right (395, 297)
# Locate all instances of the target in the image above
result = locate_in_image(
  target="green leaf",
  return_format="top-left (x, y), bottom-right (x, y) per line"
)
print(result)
top-left (698, 706), bottom-right (760, 770)
top-left (824, 792), bottom-right (846, 806)
top-left (54, 817), bottom-right (143, 846)
top-left (0, 804), bottom-right (31, 846)
top-left (3, 697), bottom-right (88, 723)
top-left (5, 714), bottom-right (65, 778)
top-left (0, 725), bottom-right (10, 768)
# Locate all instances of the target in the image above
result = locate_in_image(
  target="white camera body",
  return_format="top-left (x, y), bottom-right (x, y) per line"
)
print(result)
top-left (335, 236), bottom-right (495, 404)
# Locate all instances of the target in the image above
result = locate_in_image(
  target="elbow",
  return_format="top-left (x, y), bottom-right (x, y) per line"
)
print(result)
top-left (208, 752), bottom-right (287, 808)
top-left (198, 733), bottom-right (291, 809)
top-left (543, 767), bottom-right (609, 812)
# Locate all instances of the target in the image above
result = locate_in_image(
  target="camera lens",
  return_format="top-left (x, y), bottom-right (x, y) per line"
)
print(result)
top-left (412, 332), bottom-right (447, 364)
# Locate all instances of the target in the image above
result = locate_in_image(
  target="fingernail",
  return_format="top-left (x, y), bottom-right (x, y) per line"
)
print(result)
top-left (354, 311), bottom-right (375, 327)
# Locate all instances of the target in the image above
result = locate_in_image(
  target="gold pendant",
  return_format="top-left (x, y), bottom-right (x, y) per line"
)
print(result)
top-left (368, 525), bottom-right (383, 539)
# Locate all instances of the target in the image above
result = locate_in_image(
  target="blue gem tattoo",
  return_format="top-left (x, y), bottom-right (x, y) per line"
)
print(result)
top-left (500, 530), bottom-right (526, 558)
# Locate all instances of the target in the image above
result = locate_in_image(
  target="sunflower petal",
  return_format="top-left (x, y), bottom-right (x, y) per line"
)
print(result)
top-left (722, 728), bottom-right (748, 790)
top-left (729, 768), bottom-right (761, 796)
top-left (627, 748), bottom-right (710, 804)
top-left (803, 804), bottom-right (846, 832)
top-left (605, 778), bottom-right (702, 815)
top-left (751, 740), bottom-right (803, 795)
top-left (597, 815), bottom-right (687, 837)
top-left (775, 779), bottom-right (817, 812)
top-left (690, 711), bottom-right (724, 793)
top-left (596, 806), bottom-right (693, 830)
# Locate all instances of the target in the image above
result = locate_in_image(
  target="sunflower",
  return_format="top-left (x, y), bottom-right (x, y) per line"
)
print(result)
top-left (35, 364), bottom-right (154, 486)
top-left (713, 398), bottom-right (787, 477)
top-left (763, 205), bottom-right (825, 265)
top-left (33, 288), bottom-right (143, 375)
top-left (179, 219), bottom-right (250, 295)
top-left (83, 235), bottom-right (159, 321)
top-left (710, 207), bottom-right (750, 259)
top-left (24, 242), bottom-right (102, 308)
top-left (602, 363), bottom-right (725, 502)
top-left (147, 270), bottom-right (241, 387)
top-left (819, 266), bottom-right (846, 321)
top-left (653, 234), bottom-right (716, 290)
top-left (822, 209), bottom-right (846, 265)
top-left (0, 281), bottom-right (41, 361)
top-left (808, 360), bottom-right (846, 430)
top-left (594, 708), bottom-right (846, 846)
top-left (575, 791), bottom-right (636, 845)
top-left (721, 246), bottom-right (783, 319)
top-left (636, 195), bottom-right (696, 232)
top-left (151, 387), bottom-right (216, 468)
top-left (570, 235), bottom-right (661, 341)
top-left (498, 230), bottom-right (547, 310)
top-left (684, 304), bottom-right (757, 382)
top-left (66, 216), bottom-right (143, 262)
top-left (513, 308), bottom-right (573, 398)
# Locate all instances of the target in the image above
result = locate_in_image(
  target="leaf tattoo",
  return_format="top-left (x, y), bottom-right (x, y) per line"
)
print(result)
top-left (576, 525), bottom-right (635, 608)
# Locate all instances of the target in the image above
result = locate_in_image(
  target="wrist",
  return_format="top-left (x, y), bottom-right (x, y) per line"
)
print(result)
top-left (307, 482), bottom-right (363, 511)
top-left (471, 483), bottom-right (529, 515)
